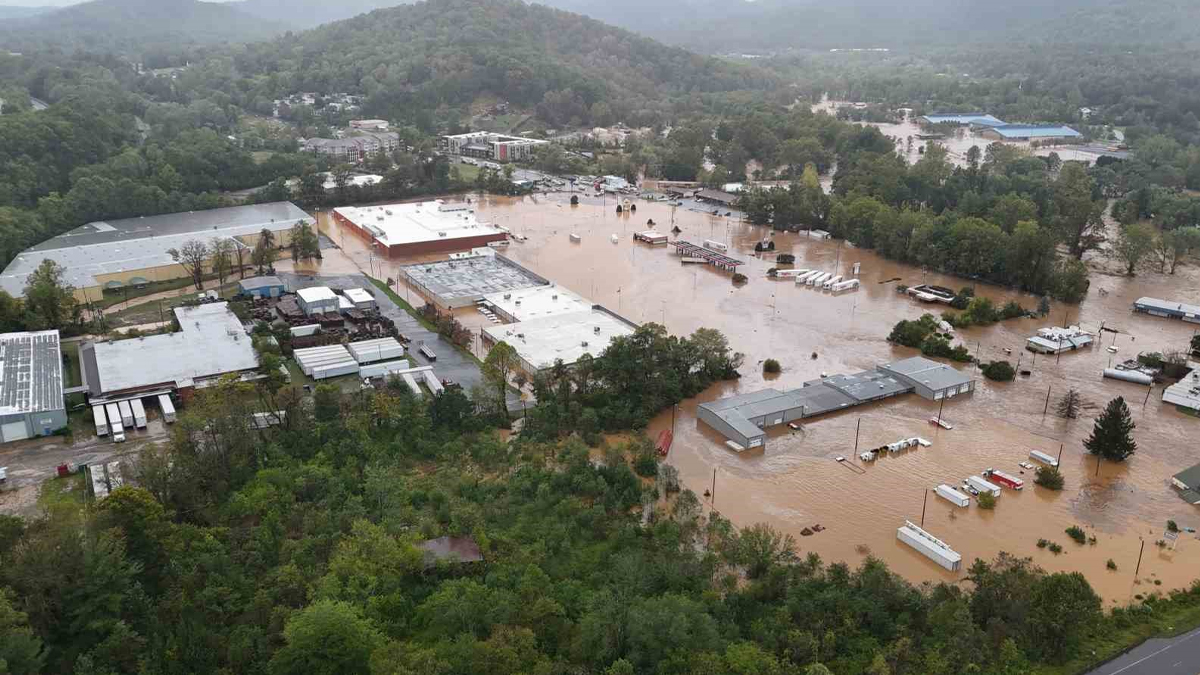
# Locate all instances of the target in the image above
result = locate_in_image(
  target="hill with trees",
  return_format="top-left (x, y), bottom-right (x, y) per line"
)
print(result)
top-left (232, 0), bottom-right (408, 29)
top-left (0, 0), bottom-right (287, 53)
top-left (535, 0), bottom-right (1200, 53)
top-left (229, 0), bottom-right (781, 128)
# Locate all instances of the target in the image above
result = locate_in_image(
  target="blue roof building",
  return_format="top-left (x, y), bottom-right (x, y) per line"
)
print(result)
top-left (982, 125), bottom-right (1082, 140)
top-left (918, 113), bottom-right (1007, 127)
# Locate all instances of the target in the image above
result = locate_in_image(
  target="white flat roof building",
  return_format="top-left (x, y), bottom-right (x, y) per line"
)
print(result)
top-left (296, 286), bottom-right (339, 316)
top-left (80, 303), bottom-right (259, 399)
top-left (482, 309), bottom-right (638, 372)
top-left (333, 201), bottom-right (507, 255)
top-left (483, 284), bottom-right (592, 323)
top-left (343, 288), bottom-right (376, 309)
top-left (0, 330), bottom-right (66, 442)
top-left (1163, 369), bottom-right (1200, 414)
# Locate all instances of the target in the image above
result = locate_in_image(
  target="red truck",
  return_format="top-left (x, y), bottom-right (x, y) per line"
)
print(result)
top-left (983, 468), bottom-right (1024, 490)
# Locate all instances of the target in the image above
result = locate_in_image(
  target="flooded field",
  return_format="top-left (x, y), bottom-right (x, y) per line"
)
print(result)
top-left (317, 194), bottom-right (1200, 602)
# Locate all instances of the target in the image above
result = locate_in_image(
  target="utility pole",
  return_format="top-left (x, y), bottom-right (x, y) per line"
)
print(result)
top-left (1043, 385), bottom-right (1052, 416)
top-left (854, 418), bottom-right (861, 455)
top-left (920, 489), bottom-right (929, 527)
top-left (1144, 385), bottom-right (1153, 409)
top-left (936, 397), bottom-right (945, 426)
top-left (1134, 538), bottom-right (1145, 578)
top-left (711, 468), bottom-right (717, 509)
top-left (1056, 443), bottom-right (1063, 466)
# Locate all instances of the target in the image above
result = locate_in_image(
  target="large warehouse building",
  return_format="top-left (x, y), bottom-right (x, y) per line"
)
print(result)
top-left (332, 201), bottom-right (507, 257)
top-left (0, 330), bottom-right (67, 443)
top-left (698, 357), bottom-right (976, 449)
top-left (0, 202), bottom-right (310, 303)
top-left (402, 252), bottom-right (550, 309)
top-left (80, 303), bottom-right (261, 403)
top-left (438, 132), bottom-right (549, 162)
top-left (481, 307), bottom-right (638, 374)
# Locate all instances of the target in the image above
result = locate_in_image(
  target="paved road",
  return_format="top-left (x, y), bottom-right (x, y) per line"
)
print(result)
top-left (276, 271), bottom-right (520, 410)
top-left (1087, 627), bottom-right (1200, 675)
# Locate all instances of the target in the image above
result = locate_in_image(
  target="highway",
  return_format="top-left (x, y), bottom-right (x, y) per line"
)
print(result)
top-left (1087, 627), bottom-right (1200, 675)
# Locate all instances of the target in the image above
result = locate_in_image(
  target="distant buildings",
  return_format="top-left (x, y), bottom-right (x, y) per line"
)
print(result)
top-left (334, 201), bottom-right (507, 257)
top-left (0, 330), bottom-right (66, 443)
top-left (302, 130), bottom-right (400, 162)
top-left (918, 113), bottom-right (1082, 142)
top-left (0, 202), bottom-right (310, 303)
top-left (349, 119), bottom-right (390, 131)
top-left (439, 132), bottom-right (549, 162)
top-left (918, 113), bottom-right (1007, 127)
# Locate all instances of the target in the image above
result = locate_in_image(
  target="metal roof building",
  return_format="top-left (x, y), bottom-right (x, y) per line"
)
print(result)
top-left (80, 303), bottom-right (260, 402)
top-left (0, 202), bottom-right (309, 302)
top-left (0, 330), bottom-right (67, 443)
top-left (1163, 369), bottom-right (1200, 416)
top-left (981, 125), bottom-right (1082, 141)
top-left (402, 253), bottom-right (549, 309)
top-left (698, 357), bottom-right (976, 448)
top-left (238, 276), bottom-right (287, 298)
top-left (918, 113), bottom-right (1006, 127)
top-left (1134, 297), bottom-right (1200, 323)
top-left (1172, 460), bottom-right (1200, 505)
top-left (481, 308), bottom-right (638, 373)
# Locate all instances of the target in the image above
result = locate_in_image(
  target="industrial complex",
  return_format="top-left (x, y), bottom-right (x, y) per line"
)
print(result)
top-left (482, 306), bottom-right (638, 374)
top-left (402, 251), bottom-right (551, 309)
top-left (917, 112), bottom-right (1081, 142)
top-left (697, 356), bottom-right (976, 449)
top-left (0, 330), bottom-right (66, 442)
top-left (331, 201), bottom-right (508, 257)
top-left (0, 202), bottom-right (310, 302)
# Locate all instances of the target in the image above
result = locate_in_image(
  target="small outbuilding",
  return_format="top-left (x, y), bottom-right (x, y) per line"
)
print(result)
top-left (238, 276), bottom-right (286, 299)
top-left (296, 286), bottom-right (339, 316)
top-left (343, 288), bottom-right (377, 311)
top-left (1172, 461), bottom-right (1200, 505)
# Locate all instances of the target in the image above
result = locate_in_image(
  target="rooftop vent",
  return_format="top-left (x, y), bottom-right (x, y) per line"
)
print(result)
top-left (594, 326), bottom-right (601, 334)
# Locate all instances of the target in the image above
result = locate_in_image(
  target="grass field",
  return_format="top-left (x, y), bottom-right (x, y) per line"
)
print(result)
top-left (60, 340), bottom-right (81, 388)
top-left (37, 473), bottom-right (87, 512)
top-left (105, 282), bottom-right (238, 328)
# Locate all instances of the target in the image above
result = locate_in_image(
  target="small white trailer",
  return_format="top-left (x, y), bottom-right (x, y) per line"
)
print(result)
top-left (831, 279), bottom-right (861, 293)
top-left (1029, 450), bottom-right (1059, 467)
top-left (703, 239), bottom-right (728, 252)
top-left (158, 395), bottom-right (176, 423)
top-left (104, 403), bottom-right (125, 443)
top-left (773, 269), bottom-right (805, 279)
top-left (130, 399), bottom-right (147, 429)
top-left (117, 400), bottom-right (134, 428)
top-left (896, 520), bottom-right (962, 571)
top-left (822, 275), bottom-right (844, 290)
top-left (93, 406), bottom-right (109, 437)
top-left (935, 484), bottom-right (970, 508)
top-left (808, 272), bottom-right (831, 287)
top-left (966, 475), bottom-right (1002, 497)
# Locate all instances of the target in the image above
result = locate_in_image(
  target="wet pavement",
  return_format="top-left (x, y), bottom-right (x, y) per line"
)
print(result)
top-left (297, 191), bottom-right (1200, 601)
top-left (1085, 627), bottom-right (1200, 675)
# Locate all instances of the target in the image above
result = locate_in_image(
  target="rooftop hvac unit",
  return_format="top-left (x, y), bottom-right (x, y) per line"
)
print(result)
top-left (438, 232), bottom-right (447, 237)
top-left (503, 293), bottom-right (511, 299)
top-left (581, 341), bottom-right (588, 347)
top-left (594, 326), bottom-right (601, 333)
top-left (515, 300), bottom-right (521, 305)
top-left (385, 210), bottom-right (393, 215)
top-left (517, 333), bottom-right (525, 339)
top-left (552, 295), bottom-right (558, 300)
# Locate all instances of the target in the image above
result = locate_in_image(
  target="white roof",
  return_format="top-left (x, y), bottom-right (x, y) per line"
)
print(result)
top-left (1163, 370), bottom-right (1200, 412)
top-left (296, 286), bottom-right (337, 303)
top-left (334, 200), bottom-right (504, 247)
top-left (484, 284), bottom-right (592, 322)
top-left (344, 288), bottom-right (374, 304)
top-left (84, 303), bottom-right (258, 395)
top-left (0, 330), bottom-right (63, 415)
top-left (483, 309), bottom-right (637, 370)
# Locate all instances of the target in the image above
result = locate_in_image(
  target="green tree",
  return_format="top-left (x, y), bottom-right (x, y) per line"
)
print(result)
top-left (0, 589), bottom-right (45, 675)
top-left (168, 239), bottom-right (209, 290)
top-left (252, 228), bottom-right (278, 274)
top-left (1084, 396), bottom-right (1137, 462)
top-left (1113, 223), bottom-right (1156, 275)
top-left (483, 341), bottom-right (519, 419)
top-left (269, 600), bottom-right (384, 675)
top-left (1026, 572), bottom-right (1101, 662)
top-left (22, 258), bottom-right (77, 330)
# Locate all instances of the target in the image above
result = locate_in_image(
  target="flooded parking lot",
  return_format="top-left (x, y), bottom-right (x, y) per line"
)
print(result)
top-left (315, 193), bottom-right (1200, 601)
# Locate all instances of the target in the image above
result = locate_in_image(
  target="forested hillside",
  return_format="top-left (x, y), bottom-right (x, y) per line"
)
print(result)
top-left (3, 348), bottom-right (1199, 674)
top-left (0, 0), bottom-right (286, 53)
top-left (231, 0), bottom-right (781, 127)
top-left (232, 0), bottom-right (408, 29)
top-left (535, 0), bottom-right (1200, 53)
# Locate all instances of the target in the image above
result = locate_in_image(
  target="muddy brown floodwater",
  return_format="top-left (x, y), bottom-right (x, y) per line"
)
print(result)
top-left (317, 193), bottom-right (1200, 603)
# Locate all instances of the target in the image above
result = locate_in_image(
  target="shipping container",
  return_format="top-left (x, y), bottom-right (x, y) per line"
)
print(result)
top-left (348, 338), bottom-right (405, 364)
top-left (1029, 450), bottom-right (1059, 467)
top-left (358, 360), bottom-right (414, 379)
top-left (422, 370), bottom-right (445, 395)
top-left (290, 324), bottom-right (320, 338)
top-left (935, 484), bottom-right (970, 508)
top-left (822, 275), bottom-right (844, 290)
top-left (401, 373), bottom-right (423, 396)
top-left (831, 279), bottom-right (861, 293)
top-left (117, 400), bottom-right (134, 428)
top-left (983, 468), bottom-right (1024, 490)
top-left (158, 395), bottom-right (176, 423)
top-left (130, 399), bottom-right (147, 429)
top-left (896, 521), bottom-right (962, 571)
top-left (773, 269), bottom-right (805, 279)
top-left (808, 272), bottom-right (831, 287)
top-left (93, 406), bottom-right (109, 437)
top-left (966, 475), bottom-right (1002, 497)
top-left (703, 239), bottom-right (728, 252)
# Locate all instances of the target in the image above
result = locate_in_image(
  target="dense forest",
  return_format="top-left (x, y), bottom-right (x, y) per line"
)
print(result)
top-left (3, 330), bottom-right (1200, 675)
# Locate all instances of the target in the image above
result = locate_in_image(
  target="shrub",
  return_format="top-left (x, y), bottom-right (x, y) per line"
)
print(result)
top-left (732, 273), bottom-right (748, 284)
top-left (1107, 559), bottom-right (1118, 570)
top-left (1066, 526), bottom-right (1087, 544)
top-left (1168, 520), bottom-right (1179, 533)
top-left (982, 360), bottom-right (1016, 382)
top-left (1049, 542), bottom-right (1063, 554)
top-left (763, 359), bottom-right (781, 374)
top-left (633, 448), bottom-right (659, 477)
top-left (767, 267), bottom-right (778, 277)
top-left (570, 195), bottom-right (579, 205)
top-left (977, 492), bottom-right (996, 509)
top-left (1037, 538), bottom-right (1050, 549)
top-left (1035, 466), bottom-right (1064, 490)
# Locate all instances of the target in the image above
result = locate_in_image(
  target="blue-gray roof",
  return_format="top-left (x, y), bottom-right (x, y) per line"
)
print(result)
top-left (920, 113), bottom-right (1006, 127)
top-left (988, 125), bottom-right (1082, 139)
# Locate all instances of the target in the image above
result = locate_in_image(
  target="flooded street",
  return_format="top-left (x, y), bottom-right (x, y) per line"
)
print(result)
top-left (316, 193), bottom-right (1200, 602)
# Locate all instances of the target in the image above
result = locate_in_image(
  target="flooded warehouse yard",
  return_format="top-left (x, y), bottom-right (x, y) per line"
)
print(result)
top-left (315, 193), bottom-right (1200, 603)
